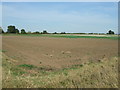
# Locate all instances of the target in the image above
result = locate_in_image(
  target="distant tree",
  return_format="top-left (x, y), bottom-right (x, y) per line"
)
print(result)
top-left (2, 30), bottom-right (4, 33)
top-left (0, 27), bottom-right (4, 34)
top-left (107, 30), bottom-right (114, 34)
top-left (21, 29), bottom-right (26, 34)
top-left (53, 32), bottom-right (57, 34)
top-left (89, 33), bottom-right (94, 34)
top-left (15, 29), bottom-right (19, 34)
top-left (27, 31), bottom-right (31, 34)
top-left (35, 31), bottom-right (40, 34)
top-left (79, 33), bottom-right (86, 34)
top-left (60, 32), bottom-right (66, 34)
top-left (7, 25), bottom-right (19, 34)
top-left (43, 30), bottom-right (48, 34)
top-left (33, 31), bottom-right (40, 34)
top-left (7, 25), bottom-right (15, 33)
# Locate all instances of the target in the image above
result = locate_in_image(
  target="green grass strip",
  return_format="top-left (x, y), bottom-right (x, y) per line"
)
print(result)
top-left (2, 34), bottom-right (119, 40)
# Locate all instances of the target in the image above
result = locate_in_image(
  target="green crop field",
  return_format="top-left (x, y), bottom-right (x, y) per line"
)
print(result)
top-left (2, 34), bottom-right (119, 40)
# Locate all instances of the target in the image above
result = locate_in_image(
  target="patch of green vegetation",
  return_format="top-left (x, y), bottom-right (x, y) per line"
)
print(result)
top-left (10, 67), bottom-right (26, 76)
top-left (62, 64), bottom-right (84, 71)
top-left (18, 64), bottom-right (37, 69)
top-left (0, 49), bottom-right (7, 52)
top-left (3, 34), bottom-right (119, 40)
top-left (63, 71), bottom-right (68, 76)
top-left (52, 35), bottom-right (119, 40)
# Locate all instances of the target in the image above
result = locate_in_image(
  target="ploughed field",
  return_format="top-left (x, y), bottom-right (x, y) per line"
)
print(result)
top-left (2, 35), bottom-right (118, 69)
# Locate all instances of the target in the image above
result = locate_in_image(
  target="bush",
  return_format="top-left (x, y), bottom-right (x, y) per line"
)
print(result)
top-left (21, 29), bottom-right (26, 34)
top-left (42, 30), bottom-right (48, 34)
top-left (107, 30), bottom-right (114, 34)
top-left (53, 32), bottom-right (57, 34)
top-left (60, 32), bottom-right (66, 34)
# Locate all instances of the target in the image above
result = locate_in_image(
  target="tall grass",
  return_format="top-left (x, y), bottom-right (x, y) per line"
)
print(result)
top-left (2, 53), bottom-right (118, 88)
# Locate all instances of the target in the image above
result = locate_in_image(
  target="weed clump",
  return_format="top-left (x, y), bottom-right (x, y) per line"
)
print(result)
top-left (18, 64), bottom-right (37, 69)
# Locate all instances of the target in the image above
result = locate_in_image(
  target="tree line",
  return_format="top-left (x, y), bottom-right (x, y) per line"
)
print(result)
top-left (0, 25), bottom-right (49, 34)
top-left (0, 25), bottom-right (115, 34)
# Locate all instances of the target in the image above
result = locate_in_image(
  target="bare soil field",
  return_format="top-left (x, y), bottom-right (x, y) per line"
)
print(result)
top-left (2, 35), bottom-right (118, 69)
top-left (2, 35), bottom-right (118, 88)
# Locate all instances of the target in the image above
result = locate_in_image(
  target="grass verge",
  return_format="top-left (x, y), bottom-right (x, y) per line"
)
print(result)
top-left (2, 53), bottom-right (118, 88)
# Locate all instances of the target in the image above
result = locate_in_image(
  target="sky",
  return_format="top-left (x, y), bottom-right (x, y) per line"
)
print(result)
top-left (1, 2), bottom-right (118, 33)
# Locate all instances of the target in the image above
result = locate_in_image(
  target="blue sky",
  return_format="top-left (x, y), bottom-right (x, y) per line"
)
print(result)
top-left (2, 2), bottom-right (118, 33)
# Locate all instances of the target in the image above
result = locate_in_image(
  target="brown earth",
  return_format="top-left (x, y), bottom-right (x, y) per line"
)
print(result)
top-left (2, 36), bottom-right (118, 69)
